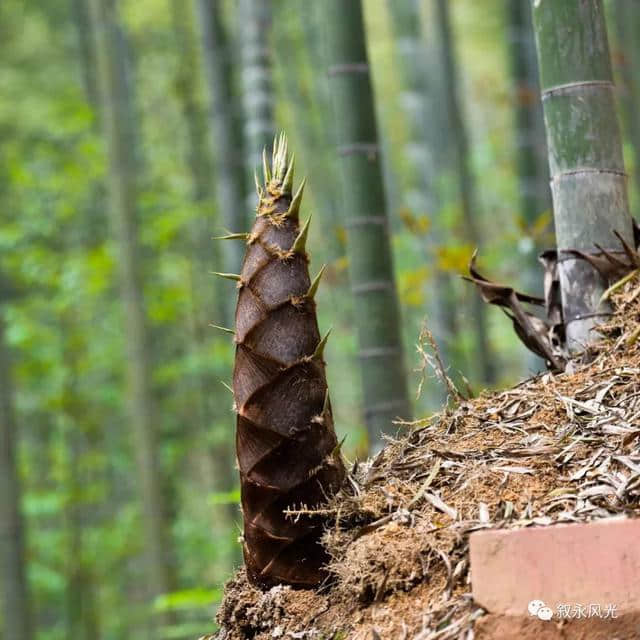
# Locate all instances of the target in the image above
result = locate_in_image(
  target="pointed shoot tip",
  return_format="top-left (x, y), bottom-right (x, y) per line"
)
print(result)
top-left (210, 323), bottom-right (236, 335)
top-left (286, 177), bottom-right (306, 219)
top-left (212, 271), bottom-right (242, 282)
top-left (262, 147), bottom-right (271, 184)
top-left (307, 264), bottom-right (326, 298)
top-left (282, 153), bottom-right (295, 195)
top-left (212, 232), bottom-right (249, 241)
top-left (311, 327), bottom-right (332, 361)
top-left (292, 213), bottom-right (312, 254)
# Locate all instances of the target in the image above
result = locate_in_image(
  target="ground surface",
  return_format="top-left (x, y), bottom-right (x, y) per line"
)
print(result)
top-left (211, 275), bottom-right (640, 640)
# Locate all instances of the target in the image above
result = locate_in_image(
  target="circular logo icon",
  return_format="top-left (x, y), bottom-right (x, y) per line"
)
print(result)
top-left (528, 600), bottom-right (545, 616)
top-left (537, 606), bottom-right (554, 621)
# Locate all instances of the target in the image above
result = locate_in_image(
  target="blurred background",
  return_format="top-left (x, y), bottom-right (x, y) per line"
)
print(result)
top-left (1, 0), bottom-right (639, 638)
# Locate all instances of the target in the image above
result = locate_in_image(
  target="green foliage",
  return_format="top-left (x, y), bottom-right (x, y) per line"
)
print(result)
top-left (208, 489), bottom-right (240, 506)
top-left (154, 588), bottom-right (221, 612)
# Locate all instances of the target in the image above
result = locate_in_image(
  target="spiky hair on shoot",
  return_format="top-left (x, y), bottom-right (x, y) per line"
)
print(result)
top-left (217, 133), bottom-right (346, 588)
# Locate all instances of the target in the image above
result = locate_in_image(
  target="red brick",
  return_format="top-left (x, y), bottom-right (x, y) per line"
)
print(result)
top-left (470, 517), bottom-right (640, 617)
top-left (474, 612), bottom-right (640, 640)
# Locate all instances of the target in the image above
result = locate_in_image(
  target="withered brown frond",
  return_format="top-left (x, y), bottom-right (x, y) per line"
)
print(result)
top-left (465, 223), bottom-right (640, 370)
top-left (464, 251), bottom-right (566, 370)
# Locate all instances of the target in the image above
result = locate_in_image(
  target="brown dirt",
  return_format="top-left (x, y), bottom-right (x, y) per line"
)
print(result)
top-left (211, 273), bottom-right (640, 640)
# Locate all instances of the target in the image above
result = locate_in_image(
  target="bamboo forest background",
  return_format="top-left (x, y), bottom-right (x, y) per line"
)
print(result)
top-left (2, 1), bottom-right (640, 638)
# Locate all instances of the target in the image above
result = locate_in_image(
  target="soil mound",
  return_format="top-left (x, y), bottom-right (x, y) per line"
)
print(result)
top-left (212, 275), bottom-right (640, 640)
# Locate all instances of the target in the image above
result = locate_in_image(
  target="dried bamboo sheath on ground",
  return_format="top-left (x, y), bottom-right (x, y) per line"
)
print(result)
top-left (225, 135), bottom-right (346, 588)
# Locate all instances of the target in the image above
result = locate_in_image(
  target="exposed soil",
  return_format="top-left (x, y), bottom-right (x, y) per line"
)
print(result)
top-left (210, 273), bottom-right (640, 640)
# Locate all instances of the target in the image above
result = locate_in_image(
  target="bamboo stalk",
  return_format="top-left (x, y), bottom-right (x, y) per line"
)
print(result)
top-left (322, 0), bottom-right (411, 448)
top-left (532, 0), bottom-right (634, 349)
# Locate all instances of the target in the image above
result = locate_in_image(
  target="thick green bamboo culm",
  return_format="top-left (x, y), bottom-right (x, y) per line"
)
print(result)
top-left (323, 0), bottom-right (411, 447)
top-left (239, 0), bottom-right (275, 211)
top-left (196, 0), bottom-right (246, 282)
top-left (0, 307), bottom-right (31, 640)
top-left (532, 0), bottom-right (634, 349)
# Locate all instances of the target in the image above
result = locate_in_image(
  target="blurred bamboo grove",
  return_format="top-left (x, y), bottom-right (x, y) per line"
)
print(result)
top-left (1, 0), bottom-right (638, 638)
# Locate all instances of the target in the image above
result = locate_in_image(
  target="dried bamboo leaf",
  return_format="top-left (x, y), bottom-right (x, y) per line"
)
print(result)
top-left (423, 492), bottom-right (457, 520)
top-left (465, 252), bottom-right (566, 369)
top-left (491, 465), bottom-right (534, 475)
